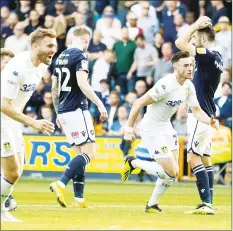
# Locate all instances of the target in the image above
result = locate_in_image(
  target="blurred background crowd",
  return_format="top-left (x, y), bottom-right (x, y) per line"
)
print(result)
top-left (1, 0), bottom-right (232, 141)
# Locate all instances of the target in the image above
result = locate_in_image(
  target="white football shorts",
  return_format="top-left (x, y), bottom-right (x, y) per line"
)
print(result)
top-left (1, 125), bottom-right (24, 157)
top-left (140, 123), bottom-right (179, 161)
top-left (187, 113), bottom-right (213, 156)
top-left (58, 108), bottom-right (95, 146)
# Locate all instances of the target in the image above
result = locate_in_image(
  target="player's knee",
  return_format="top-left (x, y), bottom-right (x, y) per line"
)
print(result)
top-left (5, 169), bottom-right (21, 183)
top-left (187, 152), bottom-right (200, 166)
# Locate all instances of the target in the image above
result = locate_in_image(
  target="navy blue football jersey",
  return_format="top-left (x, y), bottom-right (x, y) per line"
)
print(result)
top-left (53, 47), bottom-right (89, 114)
top-left (193, 47), bottom-right (223, 117)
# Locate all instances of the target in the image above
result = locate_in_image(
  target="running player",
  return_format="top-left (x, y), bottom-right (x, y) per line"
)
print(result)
top-left (175, 16), bottom-right (223, 215)
top-left (121, 51), bottom-right (219, 214)
top-left (0, 48), bottom-right (17, 212)
top-left (1, 28), bottom-right (57, 222)
top-left (49, 27), bottom-right (108, 208)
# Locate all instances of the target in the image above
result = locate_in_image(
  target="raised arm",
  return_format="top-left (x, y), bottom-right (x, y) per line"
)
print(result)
top-left (175, 16), bottom-right (212, 56)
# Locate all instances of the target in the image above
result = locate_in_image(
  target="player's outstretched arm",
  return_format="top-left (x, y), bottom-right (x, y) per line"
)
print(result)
top-left (190, 105), bottom-right (219, 130)
top-left (76, 71), bottom-right (108, 122)
top-left (124, 93), bottom-right (154, 142)
top-left (175, 16), bottom-right (212, 56)
top-left (1, 97), bottom-right (55, 135)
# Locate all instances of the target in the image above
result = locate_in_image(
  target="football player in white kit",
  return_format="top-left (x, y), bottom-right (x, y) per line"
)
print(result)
top-left (1, 48), bottom-right (18, 212)
top-left (121, 51), bottom-right (219, 214)
top-left (1, 28), bottom-right (57, 222)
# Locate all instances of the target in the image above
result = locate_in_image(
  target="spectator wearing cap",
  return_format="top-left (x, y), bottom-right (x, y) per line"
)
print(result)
top-left (150, 42), bottom-right (173, 84)
top-left (4, 22), bottom-right (29, 55)
top-left (24, 10), bottom-right (43, 35)
top-left (211, 0), bottom-right (228, 26)
top-left (66, 12), bottom-right (92, 47)
top-left (127, 34), bottom-right (158, 85)
top-left (131, 1), bottom-right (160, 45)
top-left (113, 27), bottom-right (137, 95)
top-left (214, 82), bottom-right (232, 129)
top-left (126, 11), bottom-right (143, 41)
top-left (22, 106), bottom-right (38, 134)
top-left (95, 6), bottom-right (121, 49)
top-left (215, 16), bottom-right (231, 70)
top-left (15, 0), bottom-right (31, 22)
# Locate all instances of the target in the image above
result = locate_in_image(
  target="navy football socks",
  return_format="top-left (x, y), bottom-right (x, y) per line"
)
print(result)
top-left (206, 166), bottom-right (214, 204)
top-left (192, 164), bottom-right (211, 204)
top-left (59, 153), bottom-right (90, 198)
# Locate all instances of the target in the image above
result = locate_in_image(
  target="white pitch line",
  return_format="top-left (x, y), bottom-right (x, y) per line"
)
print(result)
top-left (18, 204), bottom-right (231, 208)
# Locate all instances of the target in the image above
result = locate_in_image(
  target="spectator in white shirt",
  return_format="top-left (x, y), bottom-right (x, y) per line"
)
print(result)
top-left (4, 22), bottom-right (29, 55)
top-left (132, 1), bottom-right (159, 44)
top-left (66, 12), bottom-right (92, 46)
top-left (174, 13), bottom-right (190, 37)
top-left (215, 16), bottom-right (232, 70)
top-left (95, 6), bottom-right (121, 49)
top-left (91, 49), bottom-right (115, 92)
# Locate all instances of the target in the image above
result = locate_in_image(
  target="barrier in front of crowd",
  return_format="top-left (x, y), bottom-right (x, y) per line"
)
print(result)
top-left (23, 135), bottom-right (231, 181)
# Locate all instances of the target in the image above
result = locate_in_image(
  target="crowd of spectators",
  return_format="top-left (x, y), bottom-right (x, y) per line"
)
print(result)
top-left (1, 0), bottom-right (232, 140)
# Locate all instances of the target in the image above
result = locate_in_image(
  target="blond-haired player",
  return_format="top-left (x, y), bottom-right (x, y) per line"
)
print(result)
top-left (1, 28), bottom-right (57, 222)
top-left (49, 27), bottom-right (108, 208)
top-left (1, 48), bottom-right (14, 71)
top-left (122, 51), bottom-right (219, 215)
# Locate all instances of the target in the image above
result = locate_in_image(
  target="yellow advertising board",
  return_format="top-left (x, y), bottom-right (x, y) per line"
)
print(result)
top-left (23, 136), bottom-right (141, 173)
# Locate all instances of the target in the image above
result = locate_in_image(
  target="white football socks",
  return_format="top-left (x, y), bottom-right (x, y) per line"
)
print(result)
top-left (131, 159), bottom-right (168, 179)
top-left (148, 178), bottom-right (174, 206)
top-left (1, 176), bottom-right (14, 209)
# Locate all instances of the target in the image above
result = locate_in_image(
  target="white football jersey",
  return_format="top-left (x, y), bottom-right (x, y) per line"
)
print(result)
top-left (140, 73), bottom-right (199, 131)
top-left (1, 51), bottom-right (48, 127)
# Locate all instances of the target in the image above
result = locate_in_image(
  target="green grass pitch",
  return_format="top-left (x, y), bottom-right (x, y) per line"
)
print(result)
top-left (1, 178), bottom-right (231, 230)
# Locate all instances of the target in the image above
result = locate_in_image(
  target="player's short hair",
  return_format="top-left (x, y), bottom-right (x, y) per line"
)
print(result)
top-left (30, 28), bottom-right (56, 45)
top-left (222, 82), bottom-right (232, 89)
top-left (171, 51), bottom-right (190, 64)
top-left (197, 26), bottom-right (215, 42)
top-left (100, 79), bottom-right (109, 85)
top-left (0, 48), bottom-right (14, 58)
top-left (73, 27), bottom-right (91, 37)
top-left (109, 90), bottom-right (120, 98)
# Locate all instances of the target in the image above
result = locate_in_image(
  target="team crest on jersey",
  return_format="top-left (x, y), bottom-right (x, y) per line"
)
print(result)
top-left (161, 146), bottom-right (168, 154)
top-left (71, 131), bottom-right (79, 139)
top-left (196, 48), bottom-right (206, 54)
top-left (3, 142), bottom-right (11, 152)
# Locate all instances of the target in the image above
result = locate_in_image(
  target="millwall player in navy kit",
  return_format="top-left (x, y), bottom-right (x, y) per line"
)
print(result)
top-left (50, 27), bottom-right (108, 208)
top-left (176, 16), bottom-right (223, 215)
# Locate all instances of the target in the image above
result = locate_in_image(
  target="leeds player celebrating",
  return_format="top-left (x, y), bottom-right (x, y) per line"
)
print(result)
top-left (176, 16), bottom-right (223, 215)
top-left (1, 28), bottom-right (57, 222)
top-left (1, 48), bottom-right (17, 212)
top-left (122, 51), bottom-right (219, 214)
top-left (49, 27), bottom-right (108, 208)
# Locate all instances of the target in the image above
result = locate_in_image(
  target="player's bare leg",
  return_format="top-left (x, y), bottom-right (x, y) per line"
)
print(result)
top-left (185, 152), bottom-right (214, 215)
top-left (146, 149), bottom-right (179, 212)
top-left (50, 143), bottom-right (96, 208)
top-left (1, 155), bottom-right (22, 222)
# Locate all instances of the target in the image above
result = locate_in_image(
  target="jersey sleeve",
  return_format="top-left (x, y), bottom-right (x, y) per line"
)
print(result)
top-left (185, 81), bottom-right (200, 107)
top-left (195, 48), bottom-right (215, 63)
top-left (1, 60), bottom-right (20, 100)
top-left (75, 54), bottom-right (89, 73)
top-left (148, 79), bottom-right (171, 102)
